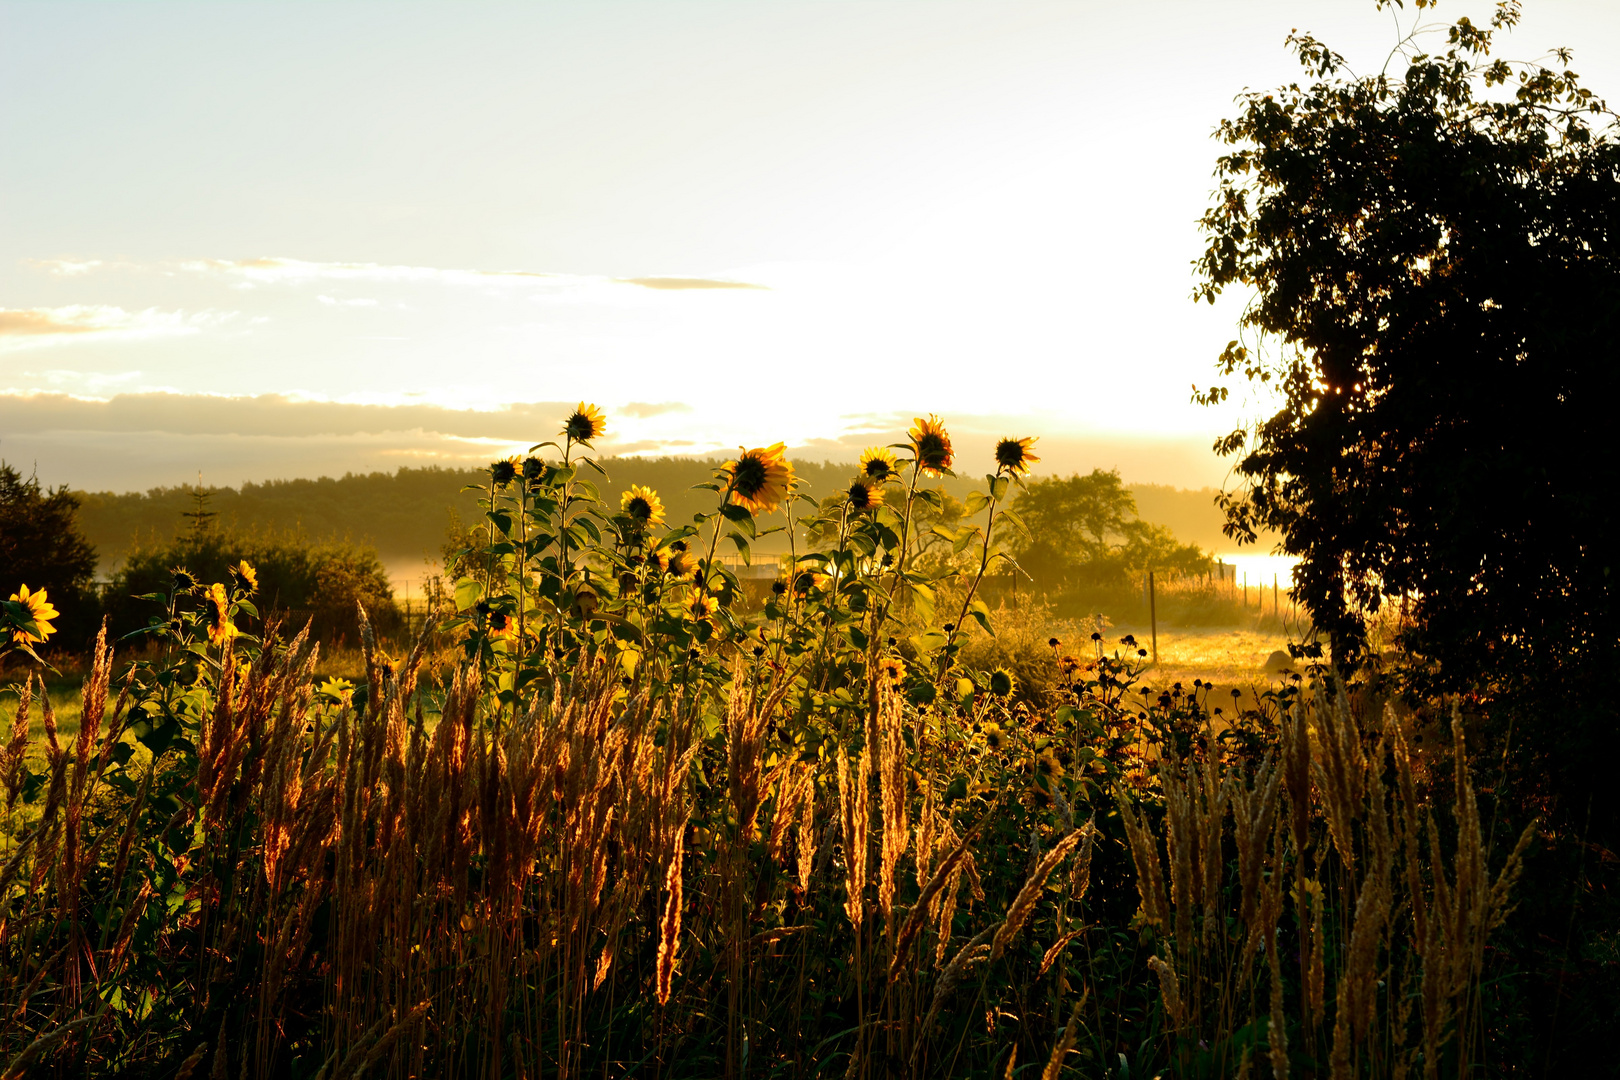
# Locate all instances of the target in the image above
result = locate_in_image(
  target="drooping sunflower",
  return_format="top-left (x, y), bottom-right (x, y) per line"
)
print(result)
top-left (725, 443), bottom-right (794, 514)
top-left (204, 582), bottom-right (237, 647)
top-left (994, 436), bottom-right (1040, 476)
top-left (908, 415), bottom-right (954, 476)
top-left (988, 668), bottom-right (1015, 697)
top-left (6, 585), bottom-right (58, 645)
top-left (791, 568), bottom-right (827, 596)
top-left (859, 446), bottom-right (897, 483)
top-left (490, 457), bottom-right (519, 487)
top-left (172, 568), bottom-right (200, 594)
top-left (563, 402), bottom-right (607, 443)
top-left (684, 588), bottom-right (718, 625)
top-left (846, 477), bottom-right (883, 513)
top-left (620, 485), bottom-right (666, 528)
top-left (661, 541), bottom-right (697, 580)
top-left (230, 560), bottom-right (258, 594)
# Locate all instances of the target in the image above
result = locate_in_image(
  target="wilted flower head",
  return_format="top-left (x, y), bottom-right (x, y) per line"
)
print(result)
top-left (490, 457), bottom-right (518, 487)
top-left (725, 443), bottom-right (794, 514)
top-left (230, 560), bottom-right (258, 594)
top-left (908, 415), bottom-right (954, 476)
top-left (846, 477), bottom-right (883, 513)
top-left (204, 583), bottom-right (236, 647)
top-left (859, 446), bottom-right (897, 483)
top-left (6, 585), bottom-right (58, 645)
top-left (620, 485), bottom-right (666, 528)
top-left (563, 402), bottom-right (607, 443)
top-left (994, 436), bottom-right (1040, 476)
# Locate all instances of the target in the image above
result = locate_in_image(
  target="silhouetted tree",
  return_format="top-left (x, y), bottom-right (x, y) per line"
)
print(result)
top-left (1196, 4), bottom-right (1618, 682)
top-left (0, 461), bottom-right (99, 649)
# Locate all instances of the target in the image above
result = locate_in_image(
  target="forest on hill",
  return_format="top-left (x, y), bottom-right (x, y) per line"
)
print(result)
top-left (73, 459), bottom-right (1255, 574)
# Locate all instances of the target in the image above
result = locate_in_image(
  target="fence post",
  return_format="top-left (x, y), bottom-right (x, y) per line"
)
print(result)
top-left (1148, 570), bottom-right (1158, 665)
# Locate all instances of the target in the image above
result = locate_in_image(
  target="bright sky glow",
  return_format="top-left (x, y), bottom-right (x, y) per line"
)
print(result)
top-left (4, 0), bottom-right (1619, 491)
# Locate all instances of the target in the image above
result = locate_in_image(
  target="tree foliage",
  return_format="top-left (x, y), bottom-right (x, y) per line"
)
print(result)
top-left (0, 461), bottom-right (99, 648)
top-left (1195, 2), bottom-right (1619, 675)
top-left (1011, 469), bottom-right (1208, 591)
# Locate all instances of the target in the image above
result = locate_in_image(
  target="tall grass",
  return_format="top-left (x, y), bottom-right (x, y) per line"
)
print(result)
top-left (0, 410), bottom-right (1536, 1077)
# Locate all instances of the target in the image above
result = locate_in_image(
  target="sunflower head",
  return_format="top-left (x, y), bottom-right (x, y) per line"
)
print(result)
top-left (204, 583), bottom-right (237, 647)
top-left (989, 668), bottom-right (1015, 697)
top-left (791, 568), bottom-right (827, 596)
top-left (487, 610), bottom-right (512, 639)
top-left (490, 457), bottom-right (518, 487)
top-left (662, 541), bottom-right (697, 580)
top-left (620, 485), bottom-right (666, 529)
top-left (877, 656), bottom-right (906, 685)
top-left (983, 722), bottom-right (1006, 752)
top-left (1037, 752), bottom-right (1062, 779)
top-left (859, 446), bottom-right (897, 483)
top-left (563, 402), bottom-right (607, 443)
top-left (6, 585), bottom-right (58, 645)
top-left (684, 589), bottom-right (718, 625)
top-left (522, 456), bottom-right (546, 483)
top-left (846, 477), bottom-right (883, 513)
top-left (230, 560), bottom-right (258, 594)
top-left (994, 436), bottom-right (1040, 476)
top-left (725, 443), bottom-right (794, 514)
top-left (908, 415), bottom-right (954, 476)
top-left (172, 568), bottom-right (200, 594)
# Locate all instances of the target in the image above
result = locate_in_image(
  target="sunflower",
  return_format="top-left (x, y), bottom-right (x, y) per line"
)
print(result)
top-left (994, 436), bottom-right (1040, 476)
top-left (6, 585), bottom-right (58, 645)
top-left (725, 443), bottom-right (794, 514)
top-left (908, 415), bottom-right (954, 476)
top-left (661, 541), bottom-right (697, 580)
top-left (563, 402), bottom-right (607, 443)
top-left (204, 583), bottom-right (237, 647)
top-left (172, 568), bottom-right (200, 594)
top-left (620, 485), bottom-right (666, 528)
top-left (230, 560), bottom-right (258, 594)
top-left (988, 668), bottom-right (1015, 697)
top-left (490, 457), bottom-right (518, 487)
top-left (983, 722), bottom-right (1006, 752)
top-left (487, 610), bottom-right (513, 639)
top-left (846, 477), bottom-right (883, 513)
top-left (877, 656), bottom-right (906, 685)
top-left (791, 568), bottom-right (827, 596)
top-left (684, 589), bottom-right (718, 624)
top-left (859, 446), bottom-right (897, 483)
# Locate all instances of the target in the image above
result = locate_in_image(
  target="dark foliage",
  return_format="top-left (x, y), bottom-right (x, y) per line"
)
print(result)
top-left (103, 529), bottom-right (400, 644)
top-left (0, 460), bottom-right (100, 649)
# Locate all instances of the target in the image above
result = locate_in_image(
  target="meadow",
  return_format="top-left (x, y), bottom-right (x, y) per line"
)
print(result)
top-left (0, 410), bottom-right (1546, 1078)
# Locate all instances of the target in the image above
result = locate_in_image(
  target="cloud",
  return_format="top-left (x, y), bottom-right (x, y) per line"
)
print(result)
top-left (26, 259), bottom-right (108, 276)
top-left (0, 306), bottom-right (234, 347)
top-left (617, 277), bottom-right (767, 291)
top-left (316, 295), bottom-right (380, 307)
top-left (618, 401), bottom-right (693, 419)
top-left (178, 256), bottom-right (560, 288)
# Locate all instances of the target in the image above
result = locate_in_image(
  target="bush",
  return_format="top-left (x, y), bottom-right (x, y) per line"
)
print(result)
top-left (0, 462), bottom-right (100, 652)
top-left (102, 528), bottom-right (400, 644)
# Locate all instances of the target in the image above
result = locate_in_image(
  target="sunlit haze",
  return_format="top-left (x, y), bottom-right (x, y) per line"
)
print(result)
top-left (5, 0), bottom-right (1618, 494)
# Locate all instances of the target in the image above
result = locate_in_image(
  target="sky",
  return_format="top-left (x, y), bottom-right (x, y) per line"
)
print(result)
top-left (5, 0), bottom-right (1620, 496)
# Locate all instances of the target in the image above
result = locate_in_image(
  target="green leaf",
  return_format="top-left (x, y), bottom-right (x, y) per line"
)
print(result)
top-left (989, 476), bottom-right (1009, 501)
top-left (964, 492), bottom-right (990, 517)
top-left (727, 534), bottom-right (751, 564)
top-left (966, 598), bottom-right (994, 636)
top-left (454, 576), bottom-right (483, 612)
